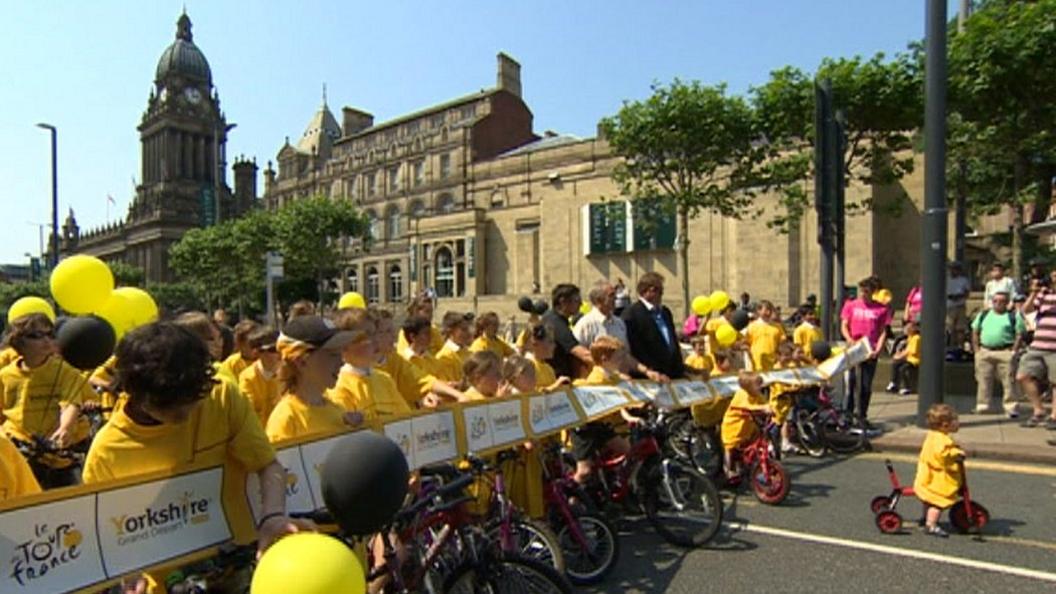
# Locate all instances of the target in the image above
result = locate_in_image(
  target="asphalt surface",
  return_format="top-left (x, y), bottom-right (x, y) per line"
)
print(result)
top-left (587, 453), bottom-right (1056, 593)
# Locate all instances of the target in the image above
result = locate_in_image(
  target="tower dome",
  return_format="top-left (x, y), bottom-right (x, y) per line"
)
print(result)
top-left (155, 13), bottom-right (212, 84)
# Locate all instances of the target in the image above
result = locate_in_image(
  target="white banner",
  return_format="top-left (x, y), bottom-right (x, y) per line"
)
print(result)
top-left (573, 386), bottom-right (631, 418)
top-left (246, 446), bottom-right (316, 522)
top-left (299, 434), bottom-right (355, 509)
top-left (409, 411), bottom-right (459, 469)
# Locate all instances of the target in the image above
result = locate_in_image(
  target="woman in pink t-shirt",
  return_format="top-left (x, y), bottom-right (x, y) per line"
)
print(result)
top-left (904, 284), bottom-right (923, 323)
top-left (841, 277), bottom-right (893, 427)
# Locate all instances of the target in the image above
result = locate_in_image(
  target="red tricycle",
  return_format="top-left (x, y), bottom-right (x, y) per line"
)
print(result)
top-left (870, 458), bottom-right (990, 535)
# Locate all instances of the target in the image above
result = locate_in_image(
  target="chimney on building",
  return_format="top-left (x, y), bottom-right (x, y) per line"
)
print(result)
top-left (342, 107), bottom-right (374, 136)
top-left (496, 52), bottom-right (522, 98)
top-left (233, 157), bottom-right (259, 212)
top-left (264, 161), bottom-right (276, 195)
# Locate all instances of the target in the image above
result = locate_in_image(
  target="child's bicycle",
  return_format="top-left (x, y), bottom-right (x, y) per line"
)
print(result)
top-left (870, 458), bottom-right (990, 535)
top-left (723, 408), bottom-right (790, 505)
top-left (787, 386), bottom-right (866, 458)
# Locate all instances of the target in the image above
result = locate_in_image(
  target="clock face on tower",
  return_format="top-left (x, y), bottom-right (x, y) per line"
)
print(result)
top-left (184, 87), bottom-right (202, 104)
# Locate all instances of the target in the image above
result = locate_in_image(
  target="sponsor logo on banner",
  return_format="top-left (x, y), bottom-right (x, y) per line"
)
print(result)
top-left (574, 387), bottom-right (628, 418)
top-left (299, 434), bottom-right (352, 508)
top-left (763, 369), bottom-right (802, 386)
top-left (488, 399), bottom-right (525, 447)
top-left (411, 411), bottom-right (459, 468)
top-left (709, 375), bottom-right (740, 398)
top-left (96, 467), bottom-right (230, 578)
top-left (671, 381), bottom-right (713, 405)
top-left (463, 405), bottom-right (493, 453)
top-left (384, 419), bottom-right (415, 468)
top-left (528, 395), bottom-right (551, 434)
top-left (546, 392), bottom-right (580, 430)
top-left (246, 446), bottom-right (316, 521)
top-left (1, 496), bottom-right (104, 593)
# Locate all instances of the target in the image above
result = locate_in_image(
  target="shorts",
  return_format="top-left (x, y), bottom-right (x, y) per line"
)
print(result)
top-left (570, 421), bottom-right (617, 462)
top-left (1017, 349), bottom-right (1056, 384)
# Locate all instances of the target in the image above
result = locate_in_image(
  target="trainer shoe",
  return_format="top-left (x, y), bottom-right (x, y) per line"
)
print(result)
top-left (898, 388), bottom-right (911, 396)
top-left (885, 382), bottom-right (897, 393)
top-left (924, 525), bottom-right (949, 538)
top-left (1006, 408), bottom-right (1020, 419)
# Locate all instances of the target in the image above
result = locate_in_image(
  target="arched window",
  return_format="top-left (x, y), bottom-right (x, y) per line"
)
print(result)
top-left (409, 199), bottom-right (425, 218)
top-left (435, 247), bottom-right (454, 298)
top-left (437, 193), bottom-right (455, 214)
top-left (386, 205), bottom-right (401, 239)
top-left (366, 266), bottom-right (380, 304)
top-left (366, 209), bottom-right (382, 241)
top-left (389, 265), bottom-right (403, 302)
top-left (346, 268), bottom-right (359, 293)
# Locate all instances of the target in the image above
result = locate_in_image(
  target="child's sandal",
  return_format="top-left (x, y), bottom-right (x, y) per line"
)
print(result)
top-left (924, 525), bottom-right (949, 538)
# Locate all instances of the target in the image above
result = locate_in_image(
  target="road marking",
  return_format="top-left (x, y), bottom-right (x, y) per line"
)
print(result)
top-left (729, 521), bottom-right (1056, 584)
top-left (891, 521), bottom-right (1056, 553)
top-left (858, 452), bottom-right (1056, 477)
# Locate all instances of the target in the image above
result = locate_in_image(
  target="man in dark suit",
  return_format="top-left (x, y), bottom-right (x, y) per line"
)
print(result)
top-left (621, 272), bottom-right (686, 379)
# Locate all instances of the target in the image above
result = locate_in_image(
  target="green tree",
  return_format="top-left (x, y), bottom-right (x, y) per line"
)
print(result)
top-left (146, 281), bottom-right (206, 315)
top-left (272, 196), bottom-right (369, 306)
top-left (948, 0), bottom-right (1056, 278)
top-left (599, 80), bottom-right (757, 316)
top-left (169, 223), bottom-right (232, 310)
top-left (749, 53), bottom-right (923, 230)
top-left (109, 261), bottom-right (145, 287)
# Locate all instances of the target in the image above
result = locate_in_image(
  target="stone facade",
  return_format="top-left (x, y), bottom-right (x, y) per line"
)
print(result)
top-left (60, 13), bottom-right (256, 282)
top-left (266, 53), bottom-right (947, 322)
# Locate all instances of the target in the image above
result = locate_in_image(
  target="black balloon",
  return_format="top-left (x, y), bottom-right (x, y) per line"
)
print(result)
top-left (810, 340), bottom-right (833, 363)
top-left (57, 315), bottom-right (116, 371)
top-left (321, 431), bottom-right (410, 536)
top-left (532, 299), bottom-right (549, 316)
top-left (730, 309), bottom-right (750, 331)
top-left (517, 296), bottom-right (534, 313)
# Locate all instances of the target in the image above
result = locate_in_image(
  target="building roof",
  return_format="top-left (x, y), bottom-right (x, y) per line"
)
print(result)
top-left (333, 88), bottom-right (499, 146)
top-left (498, 132), bottom-right (582, 157)
top-left (296, 101), bottom-right (342, 155)
top-left (155, 13), bottom-right (212, 84)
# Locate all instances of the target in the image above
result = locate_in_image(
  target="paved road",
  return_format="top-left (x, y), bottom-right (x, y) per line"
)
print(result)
top-left (587, 453), bottom-right (1056, 593)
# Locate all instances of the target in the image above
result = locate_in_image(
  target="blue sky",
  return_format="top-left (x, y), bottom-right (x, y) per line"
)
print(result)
top-left (0, 0), bottom-right (957, 265)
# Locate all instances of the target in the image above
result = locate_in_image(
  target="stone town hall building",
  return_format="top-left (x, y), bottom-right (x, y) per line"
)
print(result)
top-left (61, 13), bottom-right (257, 282)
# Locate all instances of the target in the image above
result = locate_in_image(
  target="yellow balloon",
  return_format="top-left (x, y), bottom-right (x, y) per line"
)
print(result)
top-left (95, 291), bottom-right (135, 340)
top-left (579, 301), bottom-right (592, 315)
top-left (875, 288), bottom-right (893, 305)
top-left (692, 295), bottom-right (712, 316)
top-left (50, 255), bottom-right (114, 314)
top-left (708, 290), bottom-right (731, 312)
top-left (715, 323), bottom-right (738, 348)
top-left (251, 533), bottom-right (365, 594)
top-left (114, 287), bottom-right (159, 329)
top-left (338, 291), bottom-right (367, 310)
top-left (7, 296), bottom-right (56, 324)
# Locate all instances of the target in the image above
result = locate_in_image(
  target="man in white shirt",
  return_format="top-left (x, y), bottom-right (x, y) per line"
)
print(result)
top-left (984, 263), bottom-right (1018, 309)
top-left (946, 261), bottom-right (972, 349)
top-left (575, 279), bottom-right (668, 382)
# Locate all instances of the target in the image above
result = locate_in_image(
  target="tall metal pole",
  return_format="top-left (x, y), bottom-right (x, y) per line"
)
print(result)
top-left (36, 123), bottom-right (59, 268)
top-left (953, 0), bottom-right (971, 265)
top-left (815, 80), bottom-right (834, 341)
top-left (920, 0), bottom-right (949, 425)
top-left (833, 110), bottom-right (847, 314)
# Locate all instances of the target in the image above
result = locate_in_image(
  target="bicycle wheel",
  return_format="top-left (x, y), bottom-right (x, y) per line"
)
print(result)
top-left (554, 512), bottom-right (618, 585)
top-left (793, 408), bottom-right (827, 458)
top-left (443, 553), bottom-right (573, 594)
top-left (750, 460), bottom-right (790, 505)
top-left (487, 518), bottom-right (565, 572)
top-left (680, 424), bottom-right (724, 479)
top-left (815, 408), bottom-right (865, 454)
top-left (642, 458), bottom-right (723, 547)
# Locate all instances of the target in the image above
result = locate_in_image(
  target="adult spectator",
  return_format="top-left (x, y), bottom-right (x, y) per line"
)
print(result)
top-left (947, 262), bottom-right (972, 349)
top-left (1022, 258), bottom-right (1045, 293)
top-left (622, 272), bottom-right (685, 379)
top-left (614, 278), bottom-right (630, 316)
top-left (971, 291), bottom-right (1025, 416)
top-left (575, 280), bottom-right (669, 382)
top-left (903, 280), bottom-right (923, 323)
top-left (1016, 280), bottom-right (1056, 429)
top-left (840, 277), bottom-right (892, 427)
top-left (542, 284), bottom-right (593, 378)
top-left (984, 263), bottom-right (1018, 309)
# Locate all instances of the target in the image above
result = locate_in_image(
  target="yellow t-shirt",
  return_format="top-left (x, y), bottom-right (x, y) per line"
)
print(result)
top-left (219, 352), bottom-right (253, 381)
top-left (913, 430), bottom-right (964, 508)
top-left (436, 341), bottom-right (470, 382)
top-left (239, 361), bottom-right (282, 427)
top-left (529, 356), bottom-right (558, 390)
top-left (377, 355), bottom-right (434, 408)
top-left (82, 380), bottom-right (275, 545)
top-left (328, 369), bottom-right (410, 422)
top-left (906, 334), bottom-right (922, 366)
top-left (266, 394), bottom-right (348, 443)
top-left (704, 317), bottom-right (729, 355)
top-left (0, 347), bottom-right (19, 370)
top-left (0, 432), bottom-right (40, 501)
top-left (720, 388), bottom-right (768, 450)
top-left (397, 325), bottom-right (445, 356)
top-left (685, 352), bottom-right (714, 374)
top-left (1, 356), bottom-right (93, 443)
top-left (746, 319), bottom-right (786, 371)
top-left (469, 335), bottom-right (516, 359)
top-left (462, 386), bottom-right (491, 401)
top-left (793, 322), bottom-right (823, 360)
top-left (768, 361), bottom-right (797, 425)
top-left (402, 349), bottom-right (450, 383)
top-left (575, 365), bottom-right (621, 387)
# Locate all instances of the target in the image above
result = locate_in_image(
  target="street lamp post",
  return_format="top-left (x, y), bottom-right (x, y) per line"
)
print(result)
top-left (36, 123), bottom-right (59, 269)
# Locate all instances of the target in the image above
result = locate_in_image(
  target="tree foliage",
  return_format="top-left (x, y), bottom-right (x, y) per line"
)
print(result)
top-left (271, 196), bottom-right (368, 300)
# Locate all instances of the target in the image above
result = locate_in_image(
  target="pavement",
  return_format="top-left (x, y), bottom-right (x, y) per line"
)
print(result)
top-left (591, 454), bottom-right (1056, 593)
top-left (867, 390), bottom-right (1056, 465)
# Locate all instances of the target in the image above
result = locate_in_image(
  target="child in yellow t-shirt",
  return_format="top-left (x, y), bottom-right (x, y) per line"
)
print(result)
top-left (497, 355), bottom-right (547, 519)
top-left (913, 404), bottom-right (965, 537)
top-left (746, 300), bottom-right (786, 372)
top-left (324, 308), bottom-right (409, 424)
top-left (887, 320), bottom-right (920, 396)
top-left (436, 312), bottom-right (475, 385)
top-left (570, 336), bottom-right (637, 485)
top-left (374, 310), bottom-right (465, 408)
top-left (705, 302), bottom-right (737, 355)
top-left (720, 371), bottom-right (771, 480)
top-left (238, 326), bottom-right (282, 426)
top-left (462, 351), bottom-right (503, 400)
top-left (769, 342), bottom-right (805, 455)
top-left (1, 432), bottom-right (40, 501)
top-left (685, 335), bottom-right (714, 377)
top-left (219, 319), bottom-right (261, 380)
top-left (402, 315), bottom-right (451, 380)
top-left (525, 324), bottom-right (571, 392)
top-left (469, 312), bottom-right (516, 359)
top-left (792, 307), bottom-right (824, 362)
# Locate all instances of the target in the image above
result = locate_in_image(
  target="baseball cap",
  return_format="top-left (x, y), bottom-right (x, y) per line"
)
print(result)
top-left (277, 315), bottom-right (359, 360)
